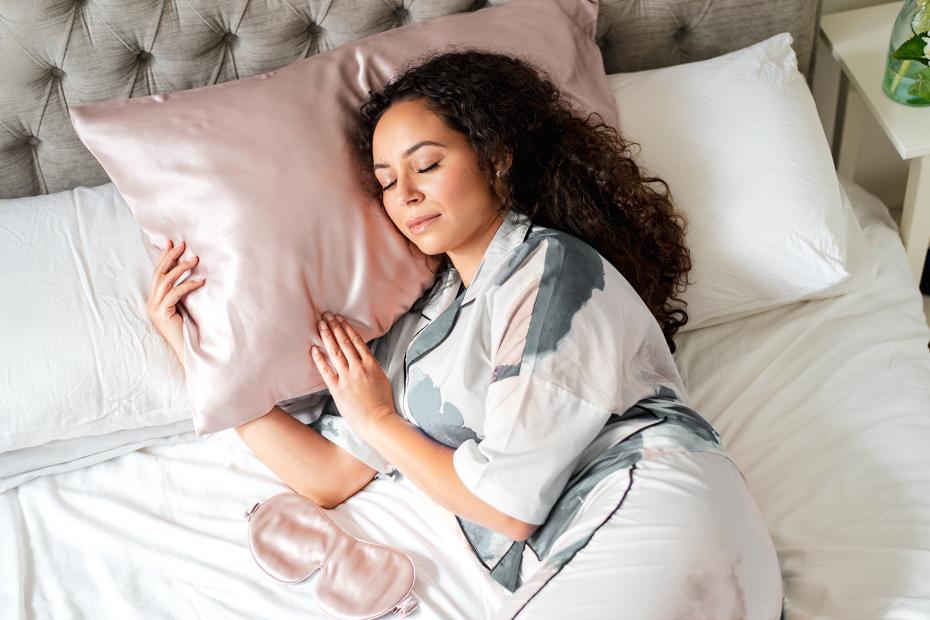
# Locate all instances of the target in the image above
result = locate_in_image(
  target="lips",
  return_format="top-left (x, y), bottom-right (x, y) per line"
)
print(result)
top-left (406, 213), bottom-right (440, 230)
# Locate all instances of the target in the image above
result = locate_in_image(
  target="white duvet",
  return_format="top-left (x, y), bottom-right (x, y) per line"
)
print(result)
top-left (1, 177), bottom-right (929, 619)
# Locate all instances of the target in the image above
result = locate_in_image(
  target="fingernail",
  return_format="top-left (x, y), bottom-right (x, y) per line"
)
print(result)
top-left (324, 312), bottom-right (334, 321)
top-left (336, 315), bottom-right (344, 323)
top-left (319, 320), bottom-right (328, 331)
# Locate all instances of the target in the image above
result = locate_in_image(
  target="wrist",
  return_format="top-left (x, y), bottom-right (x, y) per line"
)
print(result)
top-left (173, 345), bottom-right (185, 371)
top-left (364, 408), bottom-right (403, 445)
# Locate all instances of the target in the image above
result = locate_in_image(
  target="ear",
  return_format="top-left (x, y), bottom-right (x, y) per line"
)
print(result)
top-left (493, 148), bottom-right (513, 174)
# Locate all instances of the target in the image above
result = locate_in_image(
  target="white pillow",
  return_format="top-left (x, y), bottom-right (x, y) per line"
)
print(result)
top-left (607, 32), bottom-right (874, 332)
top-left (0, 183), bottom-right (195, 485)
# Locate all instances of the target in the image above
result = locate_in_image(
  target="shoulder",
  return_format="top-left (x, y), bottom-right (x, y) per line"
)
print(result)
top-left (483, 226), bottom-right (609, 371)
top-left (488, 224), bottom-right (646, 331)
top-left (494, 225), bottom-right (606, 293)
top-left (488, 225), bottom-right (607, 321)
top-left (485, 224), bottom-right (688, 407)
top-left (486, 223), bottom-right (667, 355)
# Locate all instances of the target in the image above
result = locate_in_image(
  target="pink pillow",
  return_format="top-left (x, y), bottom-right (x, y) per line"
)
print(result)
top-left (69, 0), bottom-right (618, 436)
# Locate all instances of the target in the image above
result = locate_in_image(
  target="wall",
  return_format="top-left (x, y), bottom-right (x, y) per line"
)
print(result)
top-left (811, 0), bottom-right (909, 217)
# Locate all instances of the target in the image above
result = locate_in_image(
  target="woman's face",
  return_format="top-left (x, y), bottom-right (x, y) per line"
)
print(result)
top-left (371, 98), bottom-right (503, 258)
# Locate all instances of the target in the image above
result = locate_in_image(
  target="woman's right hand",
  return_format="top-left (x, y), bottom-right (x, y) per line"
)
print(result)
top-left (146, 239), bottom-right (205, 367)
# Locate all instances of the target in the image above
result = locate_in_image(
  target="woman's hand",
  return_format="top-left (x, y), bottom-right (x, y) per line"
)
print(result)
top-left (310, 312), bottom-right (398, 440)
top-left (146, 239), bottom-right (205, 367)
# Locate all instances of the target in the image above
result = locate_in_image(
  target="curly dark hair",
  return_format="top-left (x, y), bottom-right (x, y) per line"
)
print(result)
top-left (355, 49), bottom-right (692, 353)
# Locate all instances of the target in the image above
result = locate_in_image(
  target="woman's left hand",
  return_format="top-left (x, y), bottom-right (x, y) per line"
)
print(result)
top-left (310, 312), bottom-right (397, 440)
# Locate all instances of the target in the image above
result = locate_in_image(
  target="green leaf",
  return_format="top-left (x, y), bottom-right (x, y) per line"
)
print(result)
top-left (907, 68), bottom-right (930, 99)
top-left (893, 33), bottom-right (930, 61)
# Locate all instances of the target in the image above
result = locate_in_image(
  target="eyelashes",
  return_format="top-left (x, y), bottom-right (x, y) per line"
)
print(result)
top-left (381, 162), bottom-right (440, 191)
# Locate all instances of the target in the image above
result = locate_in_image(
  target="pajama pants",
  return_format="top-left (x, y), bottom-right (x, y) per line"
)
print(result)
top-left (485, 450), bottom-right (784, 619)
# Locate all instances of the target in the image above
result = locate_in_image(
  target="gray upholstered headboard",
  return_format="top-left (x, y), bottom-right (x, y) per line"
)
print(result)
top-left (0, 0), bottom-right (823, 200)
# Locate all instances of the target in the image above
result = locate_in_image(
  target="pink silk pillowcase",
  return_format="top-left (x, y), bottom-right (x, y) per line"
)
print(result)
top-left (69, 0), bottom-right (618, 436)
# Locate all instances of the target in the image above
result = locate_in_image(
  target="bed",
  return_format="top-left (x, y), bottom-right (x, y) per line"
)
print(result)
top-left (2, 1), bottom-right (930, 619)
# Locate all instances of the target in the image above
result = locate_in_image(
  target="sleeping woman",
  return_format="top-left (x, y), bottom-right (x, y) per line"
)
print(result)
top-left (147, 50), bottom-right (784, 617)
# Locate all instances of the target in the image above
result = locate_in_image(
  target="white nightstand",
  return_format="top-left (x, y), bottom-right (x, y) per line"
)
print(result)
top-left (820, 1), bottom-right (930, 286)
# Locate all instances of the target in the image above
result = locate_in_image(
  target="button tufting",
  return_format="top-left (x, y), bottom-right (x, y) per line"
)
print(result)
top-left (673, 26), bottom-right (689, 40)
top-left (223, 32), bottom-right (237, 43)
top-left (394, 7), bottom-right (409, 21)
top-left (50, 67), bottom-right (64, 78)
top-left (307, 21), bottom-right (322, 36)
top-left (26, 135), bottom-right (39, 147)
top-left (137, 50), bottom-right (153, 63)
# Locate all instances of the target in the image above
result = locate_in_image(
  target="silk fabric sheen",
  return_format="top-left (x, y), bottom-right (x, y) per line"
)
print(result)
top-left (69, 0), bottom-right (617, 435)
top-left (246, 492), bottom-right (418, 619)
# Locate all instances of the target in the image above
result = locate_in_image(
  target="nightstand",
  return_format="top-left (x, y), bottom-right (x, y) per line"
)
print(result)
top-left (820, 1), bottom-right (930, 288)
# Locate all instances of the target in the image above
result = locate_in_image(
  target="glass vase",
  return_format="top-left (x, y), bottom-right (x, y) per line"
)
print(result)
top-left (881, 0), bottom-right (930, 106)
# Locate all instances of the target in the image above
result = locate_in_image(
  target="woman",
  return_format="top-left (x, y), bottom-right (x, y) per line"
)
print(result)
top-left (149, 51), bottom-right (783, 617)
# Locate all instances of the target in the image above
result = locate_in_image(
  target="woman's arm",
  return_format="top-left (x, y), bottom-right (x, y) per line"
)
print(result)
top-left (176, 355), bottom-right (375, 509)
top-left (147, 247), bottom-right (374, 508)
top-left (235, 406), bottom-right (378, 509)
top-left (309, 312), bottom-right (539, 541)
top-left (366, 414), bottom-right (540, 541)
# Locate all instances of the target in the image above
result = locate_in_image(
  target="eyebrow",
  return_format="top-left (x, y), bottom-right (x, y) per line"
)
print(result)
top-left (373, 140), bottom-right (446, 170)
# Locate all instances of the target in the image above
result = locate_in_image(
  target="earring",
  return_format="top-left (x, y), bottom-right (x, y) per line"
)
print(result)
top-left (495, 169), bottom-right (503, 178)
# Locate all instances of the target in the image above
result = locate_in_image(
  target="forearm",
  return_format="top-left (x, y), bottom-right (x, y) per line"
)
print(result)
top-left (171, 336), bottom-right (377, 508)
top-left (175, 352), bottom-right (373, 507)
top-left (236, 406), bottom-right (377, 508)
top-left (365, 413), bottom-right (538, 541)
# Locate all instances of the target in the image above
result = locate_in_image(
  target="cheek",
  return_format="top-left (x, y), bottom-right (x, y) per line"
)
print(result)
top-left (429, 164), bottom-right (485, 203)
top-left (383, 202), bottom-right (406, 232)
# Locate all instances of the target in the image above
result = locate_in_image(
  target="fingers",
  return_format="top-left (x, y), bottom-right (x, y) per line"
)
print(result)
top-left (148, 239), bottom-right (204, 315)
top-left (164, 256), bottom-right (199, 285)
top-left (326, 313), bottom-right (363, 365)
top-left (311, 345), bottom-right (337, 385)
top-left (161, 275), bottom-right (206, 309)
top-left (151, 240), bottom-right (185, 293)
top-left (149, 239), bottom-right (184, 308)
top-left (334, 315), bottom-right (372, 361)
top-left (317, 315), bottom-right (356, 376)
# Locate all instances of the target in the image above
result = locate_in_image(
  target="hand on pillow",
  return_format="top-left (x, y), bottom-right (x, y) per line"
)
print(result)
top-left (146, 239), bottom-right (205, 368)
top-left (69, 0), bottom-right (617, 435)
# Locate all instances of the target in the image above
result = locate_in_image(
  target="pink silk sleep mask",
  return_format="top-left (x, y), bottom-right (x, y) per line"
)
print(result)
top-left (244, 492), bottom-right (418, 619)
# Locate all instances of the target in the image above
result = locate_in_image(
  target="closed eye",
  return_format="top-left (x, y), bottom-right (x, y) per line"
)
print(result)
top-left (381, 162), bottom-right (440, 191)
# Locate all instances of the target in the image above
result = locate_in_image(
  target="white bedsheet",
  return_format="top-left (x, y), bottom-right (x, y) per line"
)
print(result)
top-left (2, 177), bottom-right (928, 619)
top-left (0, 427), bottom-right (508, 619)
top-left (673, 177), bottom-right (930, 620)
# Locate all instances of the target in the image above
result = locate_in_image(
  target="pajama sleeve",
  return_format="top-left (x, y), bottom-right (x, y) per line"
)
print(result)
top-left (451, 374), bottom-right (612, 525)
top-left (276, 390), bottom-right (396, 479)
top-left (450, 234), bottom-right (623, 525)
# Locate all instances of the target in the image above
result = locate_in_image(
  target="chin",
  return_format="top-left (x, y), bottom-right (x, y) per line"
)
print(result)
top-left (412, 240), bottom-right (443, 257)
top-left (407, 231), bottom-right (446, 256)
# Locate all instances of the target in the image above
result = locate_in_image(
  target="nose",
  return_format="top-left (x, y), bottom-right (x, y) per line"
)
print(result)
top-left (394, 172), bottom-right (423, 206)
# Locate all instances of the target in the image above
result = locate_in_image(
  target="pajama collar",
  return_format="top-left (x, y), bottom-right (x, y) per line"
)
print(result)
top-left (419, 209), bottom-right (533, 321)
top-left (406, 209), bottom-right (533, 370)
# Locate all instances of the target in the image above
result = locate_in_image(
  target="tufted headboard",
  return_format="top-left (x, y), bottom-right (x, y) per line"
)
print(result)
top-left (0, 0), bottom-right (823, 200)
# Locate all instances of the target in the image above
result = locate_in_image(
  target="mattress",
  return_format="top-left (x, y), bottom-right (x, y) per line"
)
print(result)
top-left (1, 176), bottom-right (928, 619)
